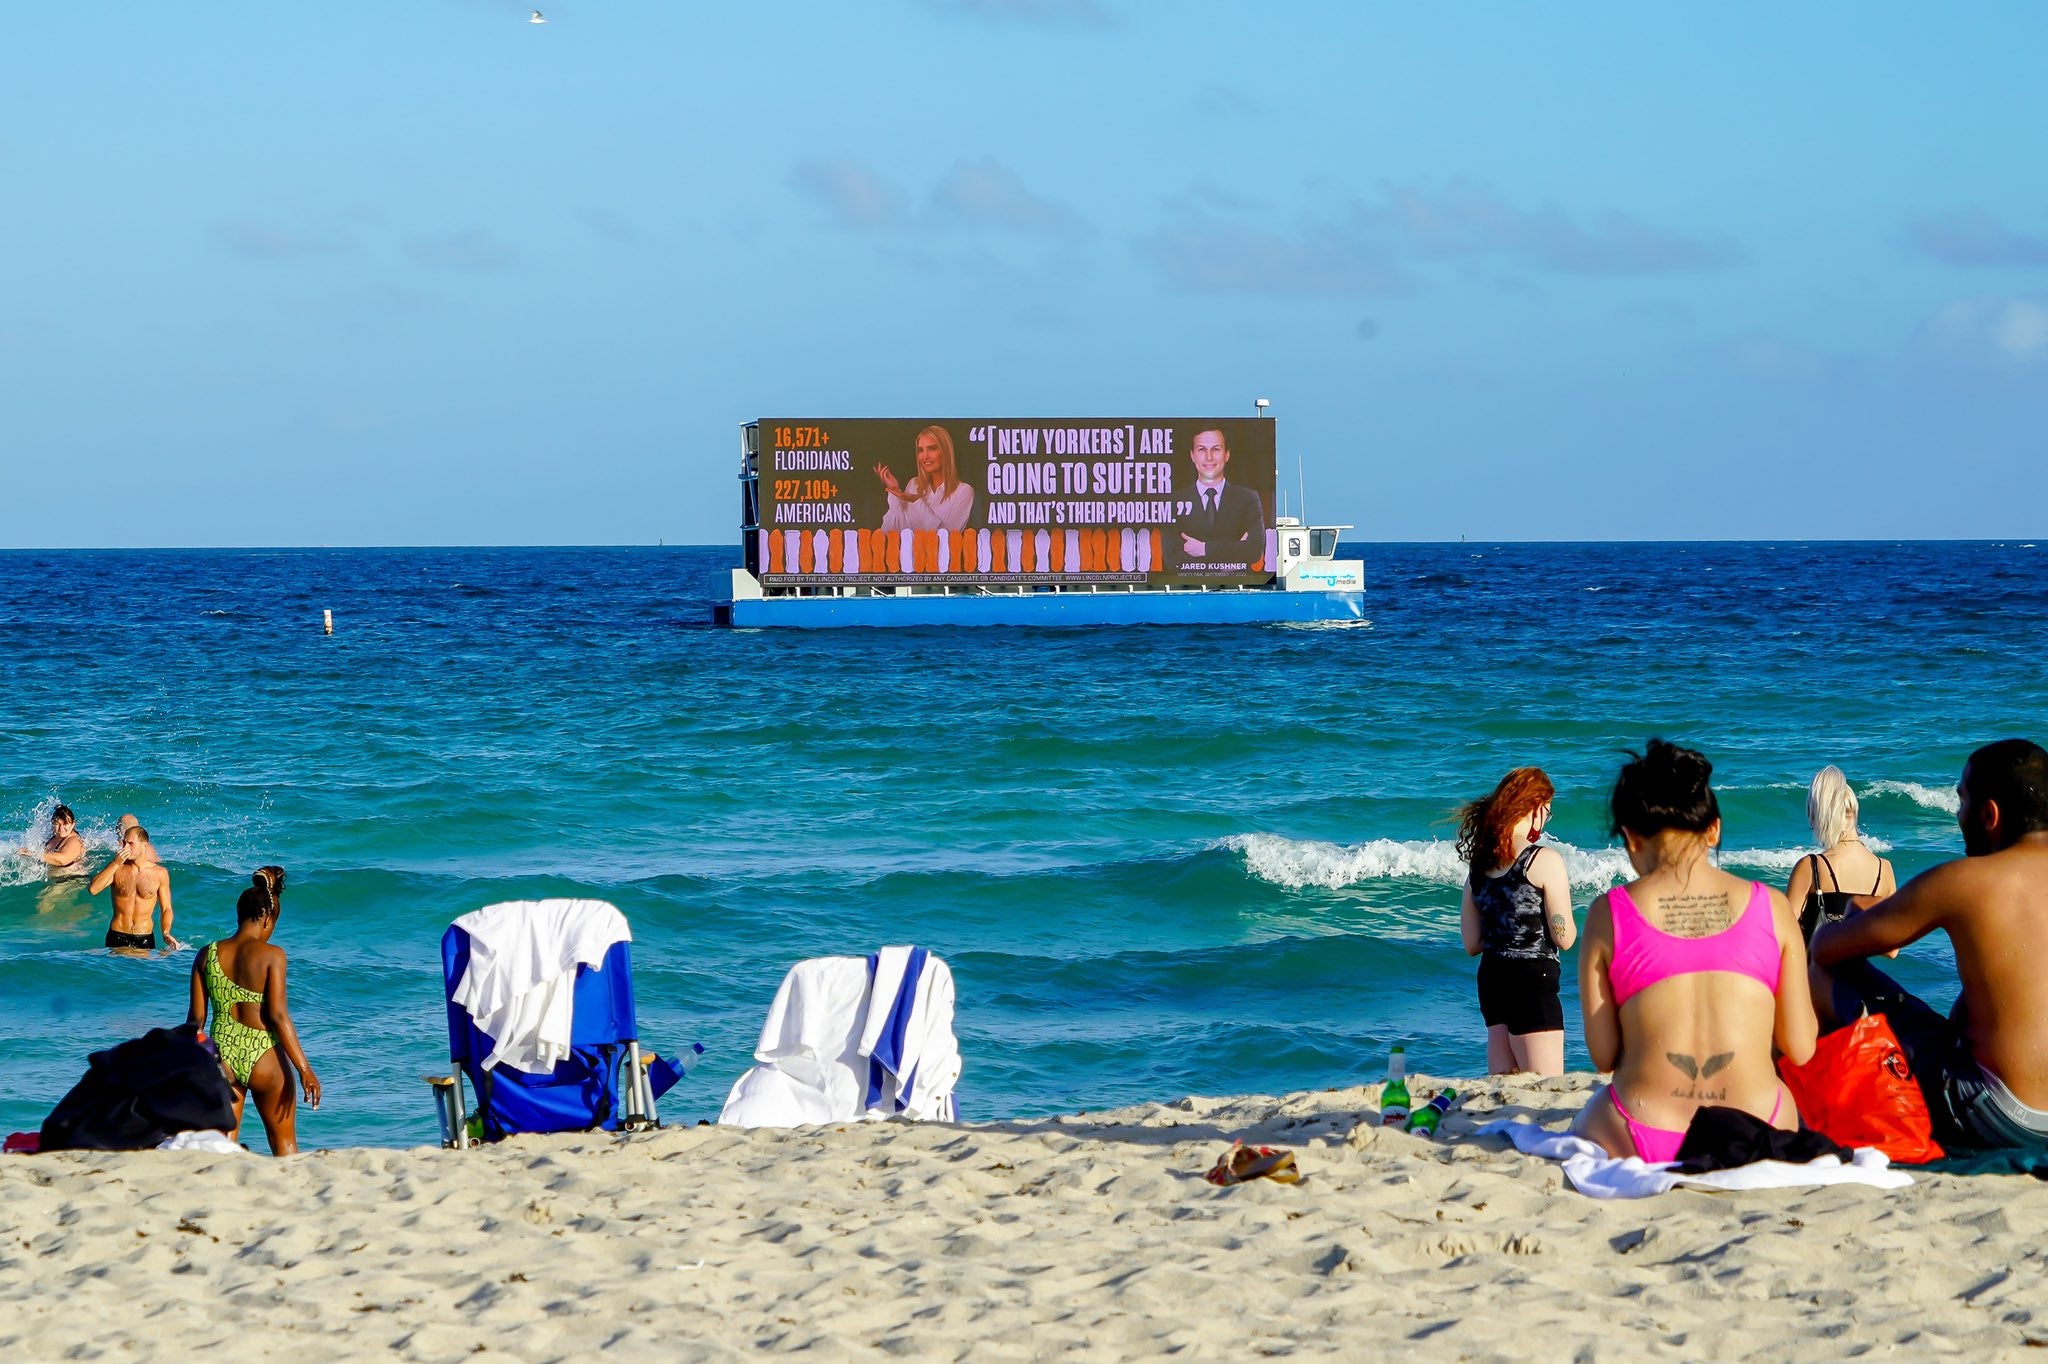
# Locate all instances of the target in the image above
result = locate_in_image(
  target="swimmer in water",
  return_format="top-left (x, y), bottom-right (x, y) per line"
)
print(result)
top-left (88, 824), bottom-right (179, 953)
top-left (16, 804), bottom-right (87, 874)
top-left (115, 814), bottom-right (161, 865)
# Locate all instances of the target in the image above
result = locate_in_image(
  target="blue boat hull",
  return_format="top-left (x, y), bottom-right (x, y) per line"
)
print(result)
top-left (724, 589), bottom-right (1365, 628)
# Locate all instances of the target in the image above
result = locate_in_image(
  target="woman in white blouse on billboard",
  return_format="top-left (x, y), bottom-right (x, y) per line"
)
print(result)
top-left (877, 425), bottom-right (975, 533)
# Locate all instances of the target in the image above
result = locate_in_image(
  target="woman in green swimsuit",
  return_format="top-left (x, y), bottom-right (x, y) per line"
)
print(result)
top-left (185, 867), bottom-right (321, 1154)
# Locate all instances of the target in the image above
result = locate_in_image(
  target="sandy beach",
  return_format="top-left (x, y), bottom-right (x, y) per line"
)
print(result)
top-left (4, 1073), bottom-right (2045, 1361)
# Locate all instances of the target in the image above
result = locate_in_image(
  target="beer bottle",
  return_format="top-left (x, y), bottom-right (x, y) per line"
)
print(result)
top-left (1405, 1088), bottom-right (1458, 1137)
top-left (1379, 1046), bottom-right (1410, 1127)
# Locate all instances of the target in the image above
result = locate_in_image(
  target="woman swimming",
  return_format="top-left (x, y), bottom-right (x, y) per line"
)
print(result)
top-left (185, 867), bottom-right (321, 1154)
top-left (1458, 767), bottom-right (1576, 1076)
top-left (1573, 741), bottom-right (1817, 1162)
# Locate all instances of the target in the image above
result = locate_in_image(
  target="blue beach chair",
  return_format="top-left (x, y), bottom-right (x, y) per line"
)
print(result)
top-left (429, 903), bottom-right (694, 1146)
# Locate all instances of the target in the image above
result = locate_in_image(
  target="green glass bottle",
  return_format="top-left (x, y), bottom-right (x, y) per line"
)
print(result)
top-left (1379, 1046), bottom-right (1410, 1126)
top-left (1405, 1088), bottom-right (1458, 1137)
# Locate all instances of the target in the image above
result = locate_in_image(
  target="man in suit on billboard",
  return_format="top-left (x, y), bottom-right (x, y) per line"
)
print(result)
top-left (1173, 427), bottom-right (1265, 570)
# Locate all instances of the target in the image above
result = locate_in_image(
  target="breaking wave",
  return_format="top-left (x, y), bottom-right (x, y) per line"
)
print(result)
top-left (1220, 832), bottom-right (1887, 891)
top-left (1863, 780), bottom-right (1960, 815)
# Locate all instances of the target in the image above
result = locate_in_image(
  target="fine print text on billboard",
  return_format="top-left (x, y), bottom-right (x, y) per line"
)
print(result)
top-left (756, 418), bottom-right (1277, 589)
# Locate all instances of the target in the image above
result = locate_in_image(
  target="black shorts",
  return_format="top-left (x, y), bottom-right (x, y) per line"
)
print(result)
top-left (105, 928), bottom-right (156, 950)
top-left (1477, 954), bottom-right (1563, 1035)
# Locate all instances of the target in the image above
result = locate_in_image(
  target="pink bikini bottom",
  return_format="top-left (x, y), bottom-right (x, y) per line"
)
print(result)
top-left (1608, 1084), bottom-right (1783, 1164)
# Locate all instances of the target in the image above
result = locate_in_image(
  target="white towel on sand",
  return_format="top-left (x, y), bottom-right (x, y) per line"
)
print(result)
top-left (156, 1130), bottom-right (244, 1154)
top-left (1478, 1118), bottom-right (1915, 1199)
top-left (451, 900), bottom-right (631, 1074)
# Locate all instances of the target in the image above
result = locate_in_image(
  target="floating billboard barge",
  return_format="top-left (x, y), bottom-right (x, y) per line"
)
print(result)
top-left (717, 416), bottom-right (1364, 628)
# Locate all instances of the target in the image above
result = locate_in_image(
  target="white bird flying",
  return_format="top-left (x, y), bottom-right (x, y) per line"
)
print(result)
top-left (529, 9), bottom-right (546, 22)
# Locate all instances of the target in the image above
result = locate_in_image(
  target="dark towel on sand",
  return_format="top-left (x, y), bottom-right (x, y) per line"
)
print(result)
top-left (40, 1024), bottom-right (238, 1152)
top-left (1674, 1106), bottom-right (1853, 1174)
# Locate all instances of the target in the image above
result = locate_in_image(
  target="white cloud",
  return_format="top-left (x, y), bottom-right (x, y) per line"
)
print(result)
top-left (405, 229), bottom-right (517, 272)
top-left (1912, 295), bottom-right (2048, 367)
top-left (791, 157), bottom-right (1080, 237)
top-left (1140, 221), bottom-right (1411, 297)
top-left (918, 0), bottom-right (1110, 27)
top-left (788, 159), bottom-right (913, 230)
top-left (1908, 209), bottom-right (2048, 268)
top-left (931, 158), bottom-right (1080, 235)
top-left (1140, 178), bottom-right (1743, 296)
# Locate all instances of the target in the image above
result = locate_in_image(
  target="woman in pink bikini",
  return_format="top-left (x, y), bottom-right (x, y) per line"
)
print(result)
top-left (1574, 740), bottom-right (1818, 1162)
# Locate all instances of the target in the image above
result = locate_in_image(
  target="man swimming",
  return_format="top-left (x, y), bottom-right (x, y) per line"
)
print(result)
top-left (1810, 738), bottom-right (2048, 1149)
top-left (88, 824), bottom-right (180, 953)
top-left (15, 804), bottom-right (86, 873)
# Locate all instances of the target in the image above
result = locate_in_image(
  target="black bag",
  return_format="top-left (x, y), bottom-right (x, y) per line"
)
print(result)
top-left (40, 1024), bottom-right (239, 1152)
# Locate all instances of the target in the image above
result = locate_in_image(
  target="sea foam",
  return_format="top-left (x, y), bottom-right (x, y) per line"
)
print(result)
top-left (1863, 780), bottom-right (1961, 815)
top-left (1221, 832), bottom-right (1887, 891)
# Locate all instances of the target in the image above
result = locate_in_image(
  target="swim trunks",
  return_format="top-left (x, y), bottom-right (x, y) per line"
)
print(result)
top-left (105, 928), bottom-right (156, 950)
top-left (1827, 960), bottom-right (2048, 1150)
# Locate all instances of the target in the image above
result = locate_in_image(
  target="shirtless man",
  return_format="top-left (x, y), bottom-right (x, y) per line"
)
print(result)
top-left (15, 804), bottom-right (86, 873)
top-left (1811, 738), bottom-right (2048, 1149)
top-left (88, 825), bottom-right (179, 953)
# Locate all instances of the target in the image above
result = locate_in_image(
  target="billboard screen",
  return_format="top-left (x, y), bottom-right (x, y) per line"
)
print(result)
top-left (755, 418), bottom-right (1276, 589)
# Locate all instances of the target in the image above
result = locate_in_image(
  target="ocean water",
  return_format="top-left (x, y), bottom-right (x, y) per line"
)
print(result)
top-left (1, 541), bottom-right (2041, 1149)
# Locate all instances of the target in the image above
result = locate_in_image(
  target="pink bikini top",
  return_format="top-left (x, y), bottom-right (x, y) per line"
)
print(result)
top-left (1607, 881), bottom-right (1781, 1007)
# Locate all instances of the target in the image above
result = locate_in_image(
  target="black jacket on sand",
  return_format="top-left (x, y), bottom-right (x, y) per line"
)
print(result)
top-left (40, 1023), bottom-right (238, 1151)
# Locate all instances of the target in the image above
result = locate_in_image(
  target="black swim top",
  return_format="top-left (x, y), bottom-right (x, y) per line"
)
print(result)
top-left (1472, 845), bottom-right (1556, 960)
top-left (1798, 852), bottom-right (1884, 944)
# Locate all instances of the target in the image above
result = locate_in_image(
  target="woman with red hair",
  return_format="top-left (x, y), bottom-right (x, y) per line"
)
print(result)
top-left (1459, 767), bottom-right (1577, 1076)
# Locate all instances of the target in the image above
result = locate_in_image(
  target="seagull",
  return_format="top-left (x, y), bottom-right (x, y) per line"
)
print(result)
top-left (529, 9), bottom-right (546, 22)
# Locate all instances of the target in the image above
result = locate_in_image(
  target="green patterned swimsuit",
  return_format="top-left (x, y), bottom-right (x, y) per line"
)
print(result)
top-left (204, 942), bottom-right (275, 1087)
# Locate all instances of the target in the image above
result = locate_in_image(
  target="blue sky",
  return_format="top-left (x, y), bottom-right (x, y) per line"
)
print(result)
top-left (5, 2), bottom-right (2045, 546)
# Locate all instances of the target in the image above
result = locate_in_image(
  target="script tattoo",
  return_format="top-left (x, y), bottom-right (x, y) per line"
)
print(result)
top-left (1658, 892), bottom-right (1733, 939)
top-left (1666, 1051), bottom-right (1734, 1101)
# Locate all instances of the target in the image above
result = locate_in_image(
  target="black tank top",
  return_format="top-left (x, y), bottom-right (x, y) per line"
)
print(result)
top-left (1472, 845), bottom-right (1556, 960)
top-left (1799, 852), bottom-right (1884, 943)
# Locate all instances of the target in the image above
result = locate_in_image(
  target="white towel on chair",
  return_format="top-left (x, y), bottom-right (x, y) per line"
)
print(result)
top-left (721, 949), bottom-right (962, 1127)
top-left (861, 947), bottom-right (960, 1121)
top-left (451, 900), bottom-right (631, 1074)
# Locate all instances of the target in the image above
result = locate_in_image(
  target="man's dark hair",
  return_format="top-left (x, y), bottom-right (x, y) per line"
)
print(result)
top-left (1968, 739), bottom-right (2048, 835)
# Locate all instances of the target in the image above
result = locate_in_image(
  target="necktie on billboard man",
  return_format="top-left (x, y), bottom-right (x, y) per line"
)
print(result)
top-left (752, 419), bottom-right (1275, 587)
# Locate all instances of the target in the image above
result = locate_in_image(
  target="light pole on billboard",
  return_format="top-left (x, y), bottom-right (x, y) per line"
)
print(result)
top-left (1256, 397), bottom-right (1279, 518)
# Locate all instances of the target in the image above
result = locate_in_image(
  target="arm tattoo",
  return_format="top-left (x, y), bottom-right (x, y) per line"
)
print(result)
top-left (1549, 913), bottom-right (1570, 936)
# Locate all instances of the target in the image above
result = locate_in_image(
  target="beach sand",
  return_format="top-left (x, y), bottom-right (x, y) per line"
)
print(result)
top-left (4, 1073), bottom-right (2045, 1361)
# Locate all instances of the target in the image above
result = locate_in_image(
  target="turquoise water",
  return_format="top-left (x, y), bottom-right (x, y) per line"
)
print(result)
top-left (2, 542), bottom-right (2042, 1148)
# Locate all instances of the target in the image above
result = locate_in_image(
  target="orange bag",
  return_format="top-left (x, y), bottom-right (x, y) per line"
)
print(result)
top-left (1778, 1013), bottom-right (1944, 1163)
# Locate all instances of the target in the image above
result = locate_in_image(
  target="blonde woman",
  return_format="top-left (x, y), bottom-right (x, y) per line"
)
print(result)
top-left (1787, 767), bottom-right (1896, 944)
top-left (876, 425), bottom-right (975, 533)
